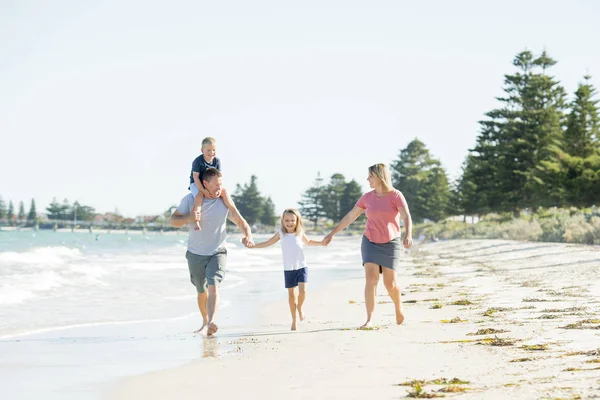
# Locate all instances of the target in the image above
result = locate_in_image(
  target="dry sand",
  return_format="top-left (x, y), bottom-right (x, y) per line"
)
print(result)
top-left (108, 240), bottom-right (600, 400)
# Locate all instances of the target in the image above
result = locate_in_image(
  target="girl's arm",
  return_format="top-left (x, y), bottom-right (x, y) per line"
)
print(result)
top-left (252, 233), bottom-right (280, 249)
top-left (302, 233), bottom-right (324, 246)
top-left (302, 232), bottom-right (323, 246)
top-left (323, 206), bottom-right (365, 245)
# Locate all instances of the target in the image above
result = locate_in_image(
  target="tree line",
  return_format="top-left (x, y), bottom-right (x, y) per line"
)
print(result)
top-left (300, 50), bottom-right (600, 224)
top-left (0, 197), bottom-right (38, 225)
top-left (2, 50), bottom-right (597, 229)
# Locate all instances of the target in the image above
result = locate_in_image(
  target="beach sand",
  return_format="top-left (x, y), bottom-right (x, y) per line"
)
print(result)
top-left (108, 240), bottom-right (600, 400)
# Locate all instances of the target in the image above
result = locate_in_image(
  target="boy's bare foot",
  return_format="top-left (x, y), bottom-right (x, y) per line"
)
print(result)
top-left (396, 308), bottom-right (405, 325)
top-left (291, 321), bottom-right (297, 331)
top-left (359, 321), bottom-right (373, 330)
top-left (298, 308), bottom-right (305, 321)
top-left (207, 322), bottom-right (218, 336)
top-left (194, 220), bottom-right (202, 231)
top-left (194, 323), bottom-right (208, 336)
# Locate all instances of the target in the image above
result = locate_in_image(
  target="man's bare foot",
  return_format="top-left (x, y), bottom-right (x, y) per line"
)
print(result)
top-left (194, 323), bottom-right (208, 336)
top-left (396, 309), bottom-right (405, 325)
top-left (298, 308), bottom-right (305, 321)
top-left (359, 321), bottom-right (373, 330)
top-left (207, 322), bottom-right (218, 336)
top-left (291, 321), bottom-right (297, 331)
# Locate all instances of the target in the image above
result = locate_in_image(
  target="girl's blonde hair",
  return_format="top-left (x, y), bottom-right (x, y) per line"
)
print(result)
top-left (280, 208), bottom-right (304, 236)
top-left (368, 163), bottom-right (393, 192)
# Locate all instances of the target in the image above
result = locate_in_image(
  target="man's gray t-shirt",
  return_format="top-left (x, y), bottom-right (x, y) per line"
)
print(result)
top-left (176, 193), bottom-right (229, 256)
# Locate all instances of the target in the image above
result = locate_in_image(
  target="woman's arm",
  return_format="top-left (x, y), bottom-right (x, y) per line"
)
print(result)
top-left (323, 206), bottom-right (365, 245)
top-left (302, 233), bottom-right (324, 246)
top-left (252, 233), bottom-right (280, 248)
top-left (398, 203), bottom-right (413, 249)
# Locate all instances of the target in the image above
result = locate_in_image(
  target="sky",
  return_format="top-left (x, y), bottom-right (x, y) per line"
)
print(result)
top-left (2, 0), bottom-right (600, 217)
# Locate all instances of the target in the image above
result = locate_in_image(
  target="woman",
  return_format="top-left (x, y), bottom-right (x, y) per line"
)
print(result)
top-left (323, 163), bottom-right (412, 328)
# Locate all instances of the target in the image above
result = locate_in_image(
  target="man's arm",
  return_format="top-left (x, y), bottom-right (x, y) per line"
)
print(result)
top-left (227, 207), bottom-right (253, 244)
top-left (170, 209), bottom-right (197, 228)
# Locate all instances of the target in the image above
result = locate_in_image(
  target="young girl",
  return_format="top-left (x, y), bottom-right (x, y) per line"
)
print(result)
top-left (250, 209), bottom-right (324, 331)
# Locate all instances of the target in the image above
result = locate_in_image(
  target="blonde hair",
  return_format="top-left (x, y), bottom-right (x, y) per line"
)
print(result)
top-left (280, 208), bottom-right (304, 236)
top-left (368, 163), bottom-right (393, 192)
top-left (202, 137), bottom-right (216, 148)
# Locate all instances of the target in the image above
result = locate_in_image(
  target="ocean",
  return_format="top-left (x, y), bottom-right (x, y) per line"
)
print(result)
top-left (0, 229), bottom-right (364, 399)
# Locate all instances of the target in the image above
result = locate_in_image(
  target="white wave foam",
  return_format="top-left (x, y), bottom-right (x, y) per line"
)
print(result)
top-left (0, 271), bottom-right (67, 305)
top-left (0, 246), bottom-right (82, 268)
top-left (0, 312), bottom-right (199, 340)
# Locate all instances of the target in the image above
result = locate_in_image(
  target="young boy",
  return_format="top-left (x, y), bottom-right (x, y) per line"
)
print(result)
top-left (189, 137), bottom-right (236, 230)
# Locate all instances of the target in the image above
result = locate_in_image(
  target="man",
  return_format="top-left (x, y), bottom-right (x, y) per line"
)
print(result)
top-left (171, 167), bottom-right (254, 336)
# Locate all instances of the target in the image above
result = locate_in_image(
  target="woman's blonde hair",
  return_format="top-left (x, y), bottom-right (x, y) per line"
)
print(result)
top-left (280, 208), bottom-right (304, 236)
top-left (368, 163), bottom-right (393, 192)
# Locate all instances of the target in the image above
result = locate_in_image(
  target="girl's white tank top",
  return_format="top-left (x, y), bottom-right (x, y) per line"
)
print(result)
top-left (278, 228), bottom-right (307, 271)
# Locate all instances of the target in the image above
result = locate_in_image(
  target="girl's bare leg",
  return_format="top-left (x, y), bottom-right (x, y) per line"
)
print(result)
top-left (288, 287), bottom-right (298, 331)
top-left (297, 282), bottom-right (307, 321)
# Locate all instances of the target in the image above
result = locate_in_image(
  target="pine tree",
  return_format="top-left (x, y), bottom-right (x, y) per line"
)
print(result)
top-left (391, 139), bottom-right (451, 222)
top-left (0, 196), bottom-right (6, 221)
top-left (564, 75), bottom-right (600, 157)
top-left (18, 201), bottom-right (25, 223)
top-left (555, 75), bottom-right (600, 207)
top-left (322, 173), bottom-right (347, 221)
top-left (27, 199), bottom-right (37, 223)
top-left (298, 172), bottom-right (326, 228)
top-left (231, 176), bottom-right (264, 225)
top-left (339, 179), bottom-right (364, 219)
top-left (7, 200), bottom-right (14, 225)
top-left (46, 198), bottom-right (62, 220)
top-left (416, 166), bottom-right (451, 222)
top-left (260, 197), bottom-right (277, 226)
top-left (467, 50), bottom-right (567, 215)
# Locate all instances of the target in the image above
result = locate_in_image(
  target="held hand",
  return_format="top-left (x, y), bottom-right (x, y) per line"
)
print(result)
top-left (403, 235), bottom-right (413, 249)
top-left (322, 232), bottom-right (334, 246)
top-left (242, 237), bottom-right (255, 248)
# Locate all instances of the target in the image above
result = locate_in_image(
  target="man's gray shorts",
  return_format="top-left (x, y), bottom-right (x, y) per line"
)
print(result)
top-left (185, 248), bottom-right (227, 293)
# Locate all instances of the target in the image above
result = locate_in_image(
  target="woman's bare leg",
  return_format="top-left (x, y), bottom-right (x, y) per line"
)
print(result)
top-left (361, 263), bottom-right (380, 328)
top-left (382, 267), bottom-right (404, 324)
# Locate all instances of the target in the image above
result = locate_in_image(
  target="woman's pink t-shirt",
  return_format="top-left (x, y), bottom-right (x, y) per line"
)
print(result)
top-left (355, 189), bottom-right (406, 244)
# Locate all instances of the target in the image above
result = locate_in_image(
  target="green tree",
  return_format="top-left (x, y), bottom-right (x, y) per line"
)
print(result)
top-left (60, 199), bottom-right (71, 220)
top-left (339, 179), bottom-right (365, 225)
top-left (232, 176), bottom-right (264, 225)
top-left (416, 166), bottom-right (451, 222)
top-left (260, 197), bottom-right (277, 226)
top-left (466, 50), bottom-right (568, 215)
top-left (564, 75), bottom-right (600, 158)
top-left (27, 199), bottom-right (37, 224)
top-left (0, 196), bottom-right (6, 221)
top-left (46, 198), bottom-right (62, 220)
top-left (339, 179), bottom-right (363, 217)
top-left (391, 139), bottom-right (450, 223)
top-left (7, 200), bottom-right (14, 225)
top-left (322, 173), bottom-right (347, 221)
top-left (298, 172), bottom-right (326, 228)
top-left (72, 201), bottom-right (97, 222)
top-left (18, 201), bottom-right (25, 223)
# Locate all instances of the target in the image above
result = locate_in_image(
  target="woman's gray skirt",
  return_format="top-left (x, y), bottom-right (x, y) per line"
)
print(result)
top-left (361, 235), bottom-right (402, 272)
